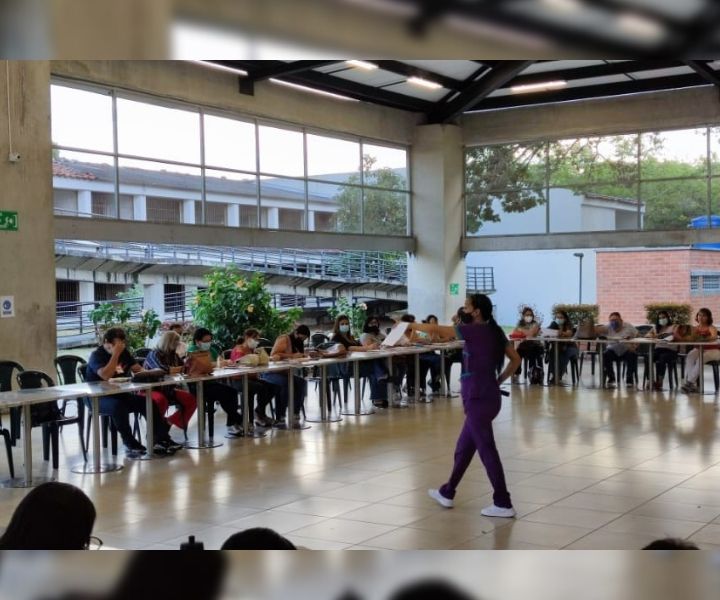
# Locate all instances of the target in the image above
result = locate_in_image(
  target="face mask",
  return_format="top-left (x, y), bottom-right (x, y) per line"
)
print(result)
top-left (198, 341), bottom-right (212, 351)
top-left (659, 318), bottom-right (668, 327)
top-left (610, 321), bottom-right (620, 331)
top-left (246, 338), bottom-right (259, 350)
top-left (556, 318), bottom-right (565, 326)
top-left (524, 315), bottom-right (533, 324)
top-left (339, 324), bottom-right (350, 334)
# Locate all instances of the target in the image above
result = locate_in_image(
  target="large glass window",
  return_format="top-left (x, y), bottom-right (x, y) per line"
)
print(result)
top-left (466, 127), bottom-right (714, 236)
top-left (51, 81), bottom-right (409, 235)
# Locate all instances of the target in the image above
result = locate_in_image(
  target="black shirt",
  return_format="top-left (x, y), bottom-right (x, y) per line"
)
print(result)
top-left (86, 346), bottom-right (137, 382)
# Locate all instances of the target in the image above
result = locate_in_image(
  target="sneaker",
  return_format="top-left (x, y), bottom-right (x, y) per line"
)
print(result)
top-left (372, 399), bottom-right (389, 408)
top-left (681, 381), bottom-right (698, 393)
top-left (481, 505), bottom-right (516, 518)
top-left (152, 443), bottom-right (168, 456)
top-left (428, 488), bottom-right (454, 508)
top-left (124, 439), bottom-right (146, 454)
top-left (124, 444), bottom-right (146, 458)
top-left (272, 419), bottom-right (288, 429)
top-left (292, 415), bottom-right (303, 429)
top-left (160, 438), bottom-right (184, 452)
top-left (226, 424), bottom-right (244, 437)
top-left (254, 411), bottom-right (272, 427)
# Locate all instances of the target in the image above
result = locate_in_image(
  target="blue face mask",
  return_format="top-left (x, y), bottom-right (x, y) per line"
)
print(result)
top-left (339, 324), bottom-right (350, 334)
top-left (198, 341), bottom-right (212, 351)
top-left (556, 318), bottom-right (565, 326)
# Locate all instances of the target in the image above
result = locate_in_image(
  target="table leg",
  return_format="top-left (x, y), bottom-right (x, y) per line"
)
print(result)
top-left (242, 375), bottom-right (266, 438)
top-left (135, 390), bottom-right (156, 461)
top-left (648, 344), bottom-right (655, 390)
top-left (71, 396), bottom-right (123, 474)
top-left (2, 404), bottom-right (54, 487)
top-left (553, 340), bottom-right (560, 384)
top-left (342, 360), bottom-right (375, 416)
top-left (414, 353), bottom-right (423, 403)
top-left (440, 349), bottom-right (447, 396)
top-left (699, 345), bottom-right (705, 394)
top-left (185, 381), bottom-right (222, 449)
top-left (598, 342), bottom-right (605, 388)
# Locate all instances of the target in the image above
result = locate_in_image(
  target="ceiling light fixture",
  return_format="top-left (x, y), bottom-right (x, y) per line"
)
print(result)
top-left (511, 80), bottom-right (568, 94)
top-left (407, 76), bottom-right (442, 90)
top-left (540, 0), bottom-right (583, 12)
top-left (192, 61), bottom-right (248, 76)
top-left (617, 12), bottom-right (665, 41)
top-left (269, 79), bottom-right (358, 101)
top-left (346, 60), bottom-right (378, 70)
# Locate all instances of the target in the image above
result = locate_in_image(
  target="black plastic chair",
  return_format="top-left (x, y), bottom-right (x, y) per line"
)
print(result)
top-left (0, 361), bottom-right (19, 477)
top-left (311, 333), bottom-right (329, 348)
top-left (54, 354), bottom-right (88, 431)
top-left (78, 364), bottom-right (141, 457)
top-left (222, 349), bottom-right (233, 360)
top-left (134, 348), bottom-right (152, 360)
top-left (15, 370), bottom-right (62, 470)
top-left (0, 360), bottom-right (24, 446)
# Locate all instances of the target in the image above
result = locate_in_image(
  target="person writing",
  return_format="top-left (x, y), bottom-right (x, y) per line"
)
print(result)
top-left (681, 308), bottom-right (720, 393)
top-left (409, 294), bottom-right (520, 518)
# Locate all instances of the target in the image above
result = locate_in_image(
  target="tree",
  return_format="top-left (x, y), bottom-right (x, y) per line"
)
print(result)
top-left (333, 156), bottom-right (407, 235)
top-left (191, 268), bottom-right (302, 350)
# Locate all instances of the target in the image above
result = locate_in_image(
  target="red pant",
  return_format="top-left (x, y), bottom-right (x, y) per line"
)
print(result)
top-left (148, 389), bottom-right (197, 431)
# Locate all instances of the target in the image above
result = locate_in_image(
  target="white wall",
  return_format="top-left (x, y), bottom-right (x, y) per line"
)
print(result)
top-left (467, 249), bottom-right (598, 327)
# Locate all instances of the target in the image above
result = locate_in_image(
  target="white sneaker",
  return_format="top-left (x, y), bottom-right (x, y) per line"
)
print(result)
top-left (428, 488), bottom-right (453, 508)
top-left (481, 504), bottom-right (516, 518)
top-left (226, 424), bottom-right (244, 437)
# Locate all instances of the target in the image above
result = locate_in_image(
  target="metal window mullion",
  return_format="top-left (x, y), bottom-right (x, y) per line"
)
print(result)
top-left (199, 110), bottom-right (206, 226)
top-left (359, 141), bottom-right (365, 234)
top-left (303, 130), bottom-right (309, 231)
top-left (636, 134), bottom-right (642, 230)
top-left (255, 121), bottom-right (261, 228)
top-left (545, 143), bottom-right (550, 234)
top-left (111, 90), bottom-right (120, 219)
top-left (406, 145), bottom-right (412, 237)
top-left (707, 126), bottom-right (712, 226)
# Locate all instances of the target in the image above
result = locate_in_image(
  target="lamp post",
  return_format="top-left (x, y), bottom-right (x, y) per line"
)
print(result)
top-left (573, 252), bottom-right (584, 304)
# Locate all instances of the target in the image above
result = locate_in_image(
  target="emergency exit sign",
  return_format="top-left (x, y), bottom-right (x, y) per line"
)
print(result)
top-left (449, 283), bottom-right (460, 296)
top-left (0, 211), bottom-right (18, 231)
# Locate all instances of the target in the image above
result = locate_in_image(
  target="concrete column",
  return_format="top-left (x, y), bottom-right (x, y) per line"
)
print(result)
top-left (407, 124), bottom-right (466, 324)
top-left (0, 62), bottom-right (55, 376)
top-left (266, 207), bottom-right (279, 229)
top-left (143, 279), bottom-right (166, 319)
top-left (133, 194), bottom-right (147, 221)
top-left (77, 189), bottom-right (92, 217)
top-left (78, 281), bottom-right (94, 304)
top-left (307, 210), bottom-right (316, 232)
top-left (226, 203), bottom-right (240, 227)
top-left (182, 199), bottom-right (196, 225)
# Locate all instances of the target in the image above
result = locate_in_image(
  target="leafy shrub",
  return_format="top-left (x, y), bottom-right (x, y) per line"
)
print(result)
top-left (551, 304), bottom-right (600, 327)
top-left (645, 303), bottom-right (692, 326)
top-left (327, 297), bottom-right (368, 338)
top-left (191, 268), bottom-right (302, 350)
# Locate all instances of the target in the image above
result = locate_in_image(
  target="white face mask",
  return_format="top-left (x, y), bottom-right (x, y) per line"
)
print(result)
top-left (246, 338), bottom-right (259, 350)
top-left (658, 318), bottom-right (668, 327)
top-left (524, 315), bottom-right (533, 324)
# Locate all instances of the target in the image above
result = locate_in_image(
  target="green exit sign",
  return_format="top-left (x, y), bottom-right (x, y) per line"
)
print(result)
top-left (0, 211), bottom-right (18, 232)
top-left (449, 283), bottom-right (460, 296)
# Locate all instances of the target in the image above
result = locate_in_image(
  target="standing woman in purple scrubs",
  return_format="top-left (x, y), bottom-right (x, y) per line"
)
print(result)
top-left (409, 293), bottom-right (520, 518)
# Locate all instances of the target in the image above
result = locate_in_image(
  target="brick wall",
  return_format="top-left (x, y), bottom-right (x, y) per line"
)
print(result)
top-left (597, 249), bottom-right (720, 325)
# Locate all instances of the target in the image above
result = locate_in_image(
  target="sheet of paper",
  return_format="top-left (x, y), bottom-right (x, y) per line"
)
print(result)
top-left (382, 322), bottom-right (409, 347)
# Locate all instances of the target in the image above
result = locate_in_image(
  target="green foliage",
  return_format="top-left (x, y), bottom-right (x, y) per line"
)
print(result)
top-left (551, 304), bottom-right (600, 327)
top-left (191, 268), bottom-right (302, 350)
top-left (645, 303), bottom-right (692, 326)
top-left (333, 156), bottom-right (407, 236)
top-left (327, 297), bottom-right (368, 338)
top-left (88, 300), bottom-right (161, 352)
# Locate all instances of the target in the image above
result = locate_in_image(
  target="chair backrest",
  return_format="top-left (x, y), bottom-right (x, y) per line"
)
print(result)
top-left (16, 370), bottom-right (55, 389)
top-left (54, 355), bottom-right (87, 385)
top-left (0, 360), bottom-right (24, 392)
top-left (316, 341), bottom-right (336, 350)
top-left (311, 333), bottom-right (329, 348)
top-left (78, 364), bottom-right (88, 383)
top-left (134, 348), bottom-right (152, 359)
top-left (636, 325), bottom-right (653, 336)
top-left (257, 338), bottom-right (273, 349)
top-left (222, 349), bottom-right (233, 360)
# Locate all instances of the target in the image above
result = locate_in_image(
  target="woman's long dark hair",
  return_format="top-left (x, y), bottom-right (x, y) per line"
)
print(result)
top-left (467, 294), bottom-right (507, 367)
top-left (0, 482), bottom-right (96, 549)
top-left (554, 310), bottom-right (573, 332)
top-left (516, 306), bottom-right (536, 328)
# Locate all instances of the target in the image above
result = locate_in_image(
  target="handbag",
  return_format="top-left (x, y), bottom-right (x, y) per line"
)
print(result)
top-left (184, 350), bottom-right (214, 377)
top-left (239, 353), bottom-right (260, 367)
top-left (131, 369), bottom-right (166, 383)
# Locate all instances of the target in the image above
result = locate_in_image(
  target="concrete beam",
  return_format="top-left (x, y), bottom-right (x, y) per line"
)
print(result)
top-left (462, 229), bottom-right (720, 253)
top-left (54, 216), bottom-right (416, 252)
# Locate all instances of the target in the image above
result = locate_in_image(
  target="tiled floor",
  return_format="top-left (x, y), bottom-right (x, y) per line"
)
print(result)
top-left (2, 374), bottom-right (720, 550)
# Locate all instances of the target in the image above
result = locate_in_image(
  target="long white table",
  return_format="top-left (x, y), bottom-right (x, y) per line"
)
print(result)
top-left (0, 342), bottom-right (462, 487)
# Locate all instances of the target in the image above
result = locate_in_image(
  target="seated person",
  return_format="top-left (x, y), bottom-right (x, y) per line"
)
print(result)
top-left (511, 307), bottom-right (543, 384)
top-left (230, 328), bottom-right (277, 427)
top-left (220, 527), bottom-right (296, 550)
top-left (260, 325), bottom-right (309, 428)
top-left (547, 310), bottom-right (578, 385)
top-left (597, 312), bottom-right (638, 387)
top-left (0, 482), bottom-right (96, 550)
top-left (645, 311), bottom-right (679, 390)
top-left (680, 307), bottom-right (720, 393)
top-left (86, 327), bottom-right (173, 457)
top-left (169, 322), bottom-right (188, 358)
top-left (143, 330), bottom-right (196, 448)
top-left (187, 328), bottom-right (244, 437)
top-left (442, 308), bottom-right (465, 391)
top-left (415, 315), bottom-right (442, 395)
